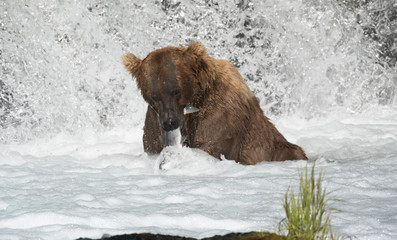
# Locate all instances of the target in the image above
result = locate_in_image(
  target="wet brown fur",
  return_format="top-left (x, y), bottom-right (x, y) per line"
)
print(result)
top-left (122, 42), bottom-right (307, 165)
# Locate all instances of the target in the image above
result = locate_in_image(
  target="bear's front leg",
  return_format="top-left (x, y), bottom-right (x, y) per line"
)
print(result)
top-left (143, 105), bottom-right (163, 153)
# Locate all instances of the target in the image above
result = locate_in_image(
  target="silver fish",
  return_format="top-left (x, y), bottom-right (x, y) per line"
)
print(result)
top-left (159, 105), bottom-right (198, 148)
top-left (161, 127), bottom-right (182, 148)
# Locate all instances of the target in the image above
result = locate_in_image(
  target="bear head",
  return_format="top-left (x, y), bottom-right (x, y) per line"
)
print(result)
top-left (122, 42), bottom-right (211, 132)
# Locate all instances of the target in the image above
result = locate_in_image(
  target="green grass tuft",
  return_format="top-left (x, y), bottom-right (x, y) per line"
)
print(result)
top-left (279, 165), bottom-right (340, 240)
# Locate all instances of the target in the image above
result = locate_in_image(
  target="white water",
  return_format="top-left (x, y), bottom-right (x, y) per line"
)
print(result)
top-left (1, 0), bottom-right (396, 239)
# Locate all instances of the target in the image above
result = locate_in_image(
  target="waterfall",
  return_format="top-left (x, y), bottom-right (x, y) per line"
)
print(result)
top-left (1, 0), bottom-right (396, 143)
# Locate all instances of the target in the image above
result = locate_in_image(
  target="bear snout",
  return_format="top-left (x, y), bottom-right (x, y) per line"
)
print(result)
top-left (162, 118), bottom-right (179, 132)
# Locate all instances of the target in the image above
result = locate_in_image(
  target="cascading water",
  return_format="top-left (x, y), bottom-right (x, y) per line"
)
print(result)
top-left (1, 1), bottom-right (397, 240)
top-left (1, 0), bottom-right (395, 143)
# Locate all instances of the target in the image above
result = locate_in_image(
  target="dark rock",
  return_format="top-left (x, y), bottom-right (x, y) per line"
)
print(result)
top-left (77, 232), bottom-right (285, 240)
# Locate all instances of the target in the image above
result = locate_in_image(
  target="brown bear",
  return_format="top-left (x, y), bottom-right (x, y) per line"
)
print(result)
top-left (122, 42), bottom-right (307, 165)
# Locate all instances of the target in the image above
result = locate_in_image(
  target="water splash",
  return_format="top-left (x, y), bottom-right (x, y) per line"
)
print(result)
top-left (0, 0), bottom-right (396, 143)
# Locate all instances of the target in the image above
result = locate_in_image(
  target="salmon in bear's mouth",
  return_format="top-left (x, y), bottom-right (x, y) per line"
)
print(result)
top-left (160, 105), bottom-right (199, 147)
top-left (161, 127), bottom-right (182, 147)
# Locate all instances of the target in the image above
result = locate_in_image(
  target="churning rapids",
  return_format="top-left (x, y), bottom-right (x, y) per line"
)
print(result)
top-left (1, 0), bottom-right (396, 239)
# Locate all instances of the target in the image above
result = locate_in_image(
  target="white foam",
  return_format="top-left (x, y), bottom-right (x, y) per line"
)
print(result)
top-left (0, 116), bottom-right (396, 239)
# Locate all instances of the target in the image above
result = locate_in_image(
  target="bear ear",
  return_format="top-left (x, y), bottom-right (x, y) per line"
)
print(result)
top-left (186, 42), bottom-right (207, 59)
top-left (122, 53), bottom-right (142, 78)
